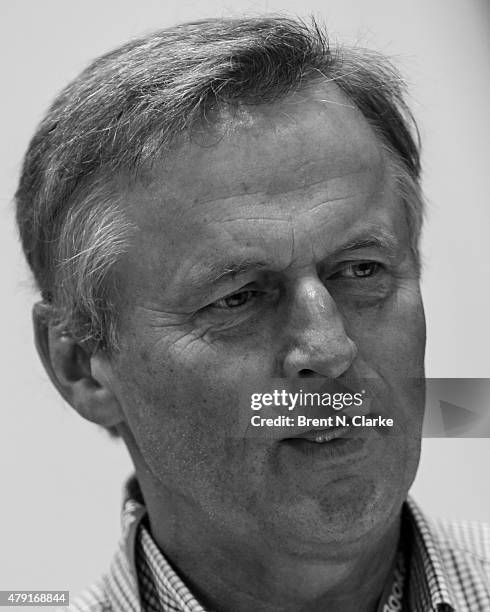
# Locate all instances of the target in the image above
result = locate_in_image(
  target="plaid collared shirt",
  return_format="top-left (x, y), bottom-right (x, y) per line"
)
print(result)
top-left (63, 477), bottom-right (490, 612)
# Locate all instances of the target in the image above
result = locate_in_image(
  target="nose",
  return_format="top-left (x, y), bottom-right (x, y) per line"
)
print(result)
top-left (281, 277), bottom-right (357, 379)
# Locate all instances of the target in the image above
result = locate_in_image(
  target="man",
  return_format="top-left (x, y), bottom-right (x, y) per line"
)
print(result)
top-left (15, 16), bottom-right (489, 612)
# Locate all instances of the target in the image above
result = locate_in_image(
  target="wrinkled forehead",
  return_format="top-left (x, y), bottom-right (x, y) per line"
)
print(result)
top-left (112, 82), bottom-right (410, 308)
top-left (125, 82), bottom-right (388, 226)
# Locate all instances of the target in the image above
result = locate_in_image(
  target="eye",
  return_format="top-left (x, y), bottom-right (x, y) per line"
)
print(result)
top-left (211, 289), bottom-right (261, 310)
top-left (332, 262), bottom-right (381, 279)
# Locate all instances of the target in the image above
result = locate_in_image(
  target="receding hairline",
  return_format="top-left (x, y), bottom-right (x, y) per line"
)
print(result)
top-left (15, 15), bottom-right (423, 353)
top-left (120, 79), bottom-right (388, 199)
top-left (108, 92), bottom-right (418, 303)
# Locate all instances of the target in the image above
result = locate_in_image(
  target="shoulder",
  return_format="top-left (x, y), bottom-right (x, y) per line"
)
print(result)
top-left (431, 515), bottom-right (490, 609)
top-left (406, 499), bottom-right (490, 609)
top-left (56, 578), bottom-right (113, 612)
top-left (433, 516), bottom-right (490, 577)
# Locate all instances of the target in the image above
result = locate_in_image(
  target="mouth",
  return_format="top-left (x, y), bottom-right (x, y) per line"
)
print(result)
top-left (291, 425), bottom-right (353, 444)
top-left (280, 424), bottom-right (366, 461)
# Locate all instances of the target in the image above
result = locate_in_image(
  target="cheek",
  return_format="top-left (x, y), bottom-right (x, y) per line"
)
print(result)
top-left (348, 282), bottom-right (426, 376)
top-left (116, 328), bottom-right (276, 453)
top-left (114, 337), bottom-right (277, 514)
top-left (350, 285), bottom-right (426, 455)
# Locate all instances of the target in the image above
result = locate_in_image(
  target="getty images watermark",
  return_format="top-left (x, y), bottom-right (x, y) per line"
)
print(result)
top-left (249, 388), bottom-right (393, 429)
top-left (231, 378), bottom-right (490, 439)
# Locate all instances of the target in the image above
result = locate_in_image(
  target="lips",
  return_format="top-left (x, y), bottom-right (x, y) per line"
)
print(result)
top-left (292, 425), bottom-right (353, 444)
top-left (280, 423), bottom-right (366, 462)
top-left (298, 427), bottom-right (349, 444)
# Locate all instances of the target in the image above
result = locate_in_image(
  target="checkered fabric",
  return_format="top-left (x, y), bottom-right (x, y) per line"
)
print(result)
top-left (63, 477), bottom-right (490, 611)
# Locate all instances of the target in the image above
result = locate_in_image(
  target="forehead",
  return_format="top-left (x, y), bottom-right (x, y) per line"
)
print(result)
top-left (119, 82), bottom-right (405, 295)
top-left (133, 82), bottom-right (385, 217)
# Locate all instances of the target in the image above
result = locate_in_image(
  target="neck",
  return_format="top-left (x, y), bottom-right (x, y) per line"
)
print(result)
top-left (138, 476), bottom-right (401, 612)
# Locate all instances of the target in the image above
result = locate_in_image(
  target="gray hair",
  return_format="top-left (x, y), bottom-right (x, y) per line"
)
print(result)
top-left (15, 16), bottom-right (423, 352)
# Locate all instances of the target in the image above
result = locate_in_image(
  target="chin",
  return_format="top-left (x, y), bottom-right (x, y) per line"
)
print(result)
top-left (264, 478), bottom-right (404, 558)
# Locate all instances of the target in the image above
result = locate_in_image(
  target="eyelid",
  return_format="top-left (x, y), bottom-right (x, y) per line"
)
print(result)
top-left (215, 282), bottom-right (258, 299)
top-left (328, 261), bottom-right (384, 279)
top-left (211, 288), bottom-right (259, 309)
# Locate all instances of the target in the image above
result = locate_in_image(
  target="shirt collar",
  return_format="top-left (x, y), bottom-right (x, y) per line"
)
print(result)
top-left (404, 498), bottom-right (456, 611)
top-left (110, 475), bottom-right (456, 612)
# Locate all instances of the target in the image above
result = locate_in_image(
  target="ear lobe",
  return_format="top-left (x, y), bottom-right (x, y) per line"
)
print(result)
top-left (32, 301), bottom-right (124, 428)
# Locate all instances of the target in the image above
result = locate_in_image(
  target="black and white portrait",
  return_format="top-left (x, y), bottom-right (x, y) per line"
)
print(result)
top-left (1, 1), bottom-right (488, 611)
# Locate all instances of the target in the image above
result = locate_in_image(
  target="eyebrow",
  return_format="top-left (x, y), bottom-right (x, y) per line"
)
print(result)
top-left (335, 230), bottom-right (400, 256)
top-left (186, 229), bottom-right (401, 291)
top-left (186, 259), bottom-right (271, 291)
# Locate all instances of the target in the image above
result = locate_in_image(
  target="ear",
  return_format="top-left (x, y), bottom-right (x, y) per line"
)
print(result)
top-left (32, 302), bottom-right (124, 428)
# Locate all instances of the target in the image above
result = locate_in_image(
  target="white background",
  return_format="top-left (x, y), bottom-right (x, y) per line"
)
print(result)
top-left (0, 0), bottom-right (488, 599)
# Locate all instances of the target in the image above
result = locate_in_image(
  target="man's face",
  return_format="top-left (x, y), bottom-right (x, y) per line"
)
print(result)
top-left (110, 83), bottom-right (426, 555)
